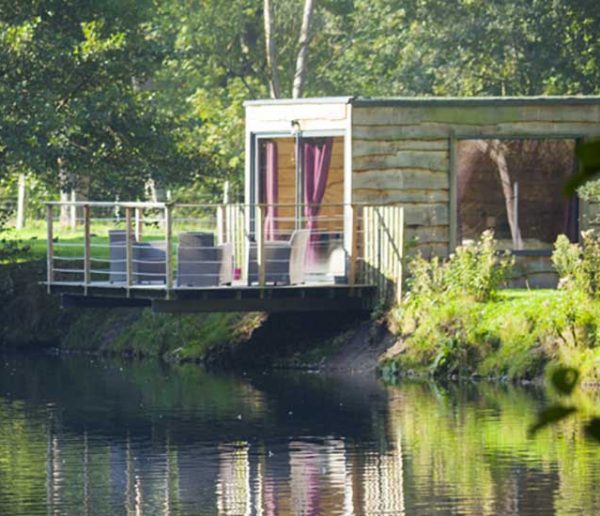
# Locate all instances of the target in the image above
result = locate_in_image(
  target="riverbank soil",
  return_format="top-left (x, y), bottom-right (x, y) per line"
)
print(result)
top-left (1, 259), bottom-right (394, 372)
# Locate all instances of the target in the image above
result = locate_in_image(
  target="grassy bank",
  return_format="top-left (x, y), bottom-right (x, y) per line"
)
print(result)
top-left (0, 256), bottom-right (264, 362)
top-left (0, 251), bottom-right (366, 368)
top-left (383, 288), bottom-right (600, 383)
top-left (382, 232), bottom-right (600, 385)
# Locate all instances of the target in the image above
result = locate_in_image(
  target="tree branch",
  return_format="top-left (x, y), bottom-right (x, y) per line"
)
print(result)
top-left (292, 0), bottom-right (315, 99)
top-left (263, 0), bottom-right (281, 98)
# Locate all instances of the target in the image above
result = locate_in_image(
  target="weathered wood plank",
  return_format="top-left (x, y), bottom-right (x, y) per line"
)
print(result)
top-left (353, 122), bottom-right (600, 140)
top-left (353, 150), bottom-right (448, 173)
top-left (352, 104), bottom-right (600, 126)
top-left (353, 169), bottom-right (448, 190)
top-left (403, 204), bottom-right (449, 226)
top-left (352, 139), bottom-right (448, 157)
top-left (352, 188), bottom-right (449, 204)
top-left (405, 242), bottom-right (449, 259)
top-left (404, 226), bottom-right (449, 244)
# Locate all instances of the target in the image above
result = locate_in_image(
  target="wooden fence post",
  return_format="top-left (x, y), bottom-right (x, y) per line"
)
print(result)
top-left (46, 204), bottom-right (54, 293)
top-left (16, 173), bottom-right (26, 230)
top-left (125, 207), bottom-right (133, 296)
top-left (165, 204), bottom-right (173, 297)
top-left (83, 204), bottom-right (91, 294)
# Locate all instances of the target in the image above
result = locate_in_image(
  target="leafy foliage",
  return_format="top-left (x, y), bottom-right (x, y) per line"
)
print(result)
top-left (552, 231), bottom-right (600, 297)
top-left (529, 365), bottom-right (600, 444)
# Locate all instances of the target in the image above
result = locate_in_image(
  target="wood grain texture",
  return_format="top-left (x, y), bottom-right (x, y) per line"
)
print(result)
top-left (353, 169), bottom-right (448, 190)
top-left (353, 150), bottom-right (448, 173)
top-left (352, 104), bottom-right (600, 126)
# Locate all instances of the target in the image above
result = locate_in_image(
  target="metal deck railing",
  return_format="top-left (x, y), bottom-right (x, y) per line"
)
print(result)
top-left (45, 201), bottom-right (404, 306)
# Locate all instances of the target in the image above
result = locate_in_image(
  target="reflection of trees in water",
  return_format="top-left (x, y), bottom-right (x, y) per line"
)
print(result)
top-left (4, 356), bottom-right (600, 514)
top-left (389, 382), bottom-right (600, 515)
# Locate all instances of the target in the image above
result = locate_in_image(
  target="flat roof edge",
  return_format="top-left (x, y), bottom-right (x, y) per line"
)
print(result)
top-left (351, 96), bottom-right (600, 107)
top-left (244, 96), bottom-right (354, 107)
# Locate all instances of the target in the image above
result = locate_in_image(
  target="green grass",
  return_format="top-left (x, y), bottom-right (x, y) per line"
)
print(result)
top-left (1, 221), bottom-right (217, 268)
top-left (385, 288), bottom-right (600, 384)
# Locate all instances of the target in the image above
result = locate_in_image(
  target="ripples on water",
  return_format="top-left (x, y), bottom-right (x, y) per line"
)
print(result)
top-left (1, 354), bottom-right (600, 515)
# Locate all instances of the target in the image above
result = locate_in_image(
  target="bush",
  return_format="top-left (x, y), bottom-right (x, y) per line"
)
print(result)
top-left (552, 230), bottom-right (600, 297)
top-left (399, 230), bottom-right (513, 327)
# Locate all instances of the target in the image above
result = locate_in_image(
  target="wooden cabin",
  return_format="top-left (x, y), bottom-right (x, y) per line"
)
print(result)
top-left (245, 96), bottom-right (600, 286)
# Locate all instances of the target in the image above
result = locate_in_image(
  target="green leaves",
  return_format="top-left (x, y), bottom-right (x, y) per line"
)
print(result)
top-left (529, 366), bottom-right (600, 443)
top-left (565, 139), bottom-right (600, 194)
top-left (551, 366), bottom-right (580, 395)
top-left (529, 366), bottom-right (579, 437)
top-left (528, 405), bottom-right (577, 437)
top-left (584, 418), bottom-right (600, 441)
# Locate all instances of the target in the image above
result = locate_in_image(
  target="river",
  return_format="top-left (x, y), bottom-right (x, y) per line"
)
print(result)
top-left (1, 353), bottom-right (600, 515)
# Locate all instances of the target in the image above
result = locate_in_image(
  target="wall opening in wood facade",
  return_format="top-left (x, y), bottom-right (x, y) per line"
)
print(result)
top-left (255, 134), bottom-right (345, 276)
top-left (457, 138), bottom-right (578, 252)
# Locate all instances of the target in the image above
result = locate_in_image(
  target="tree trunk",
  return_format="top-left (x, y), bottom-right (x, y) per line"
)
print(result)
top-left (263, 0), bottom-right (281, 99)
top-left (476, 140), bottom-right (523, 249)
top-left (58, 158), bottom-right (71, 228)
top-left (16, 173), bottom-right (26, 230)
top-left (292, 0), bottom-right (315, 99)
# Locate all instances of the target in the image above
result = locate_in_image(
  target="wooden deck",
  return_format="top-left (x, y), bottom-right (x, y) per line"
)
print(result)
top-left (44, 200), bottom-right (403, 313)
top-left (51, 281), bottom-right (377, 313)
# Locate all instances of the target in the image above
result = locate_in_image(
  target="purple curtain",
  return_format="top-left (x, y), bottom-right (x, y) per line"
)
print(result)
top-left (303, 137), bottom-right (333, 261)
top-left (262, 141), bottom-right (279, 240)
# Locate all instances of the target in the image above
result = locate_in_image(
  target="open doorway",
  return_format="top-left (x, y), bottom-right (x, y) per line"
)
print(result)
top-left (255, 134), bottom-right (345, 277)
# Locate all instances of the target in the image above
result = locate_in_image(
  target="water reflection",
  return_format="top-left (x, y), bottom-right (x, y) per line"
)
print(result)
top-left (1, 354), bottom-right (600, 514)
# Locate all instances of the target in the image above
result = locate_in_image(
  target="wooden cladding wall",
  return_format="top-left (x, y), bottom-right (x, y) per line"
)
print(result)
top-left (351, 102), bottom-right (600, 258)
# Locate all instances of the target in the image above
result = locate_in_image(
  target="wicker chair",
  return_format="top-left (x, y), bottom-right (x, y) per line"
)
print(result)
top-left (247, 229), bottom-right (310, 285)
top-left (176, 232), bottom-right (233, 287)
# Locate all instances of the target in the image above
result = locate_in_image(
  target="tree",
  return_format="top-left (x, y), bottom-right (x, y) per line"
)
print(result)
top-left (0, 0), bottom-right (204, 201)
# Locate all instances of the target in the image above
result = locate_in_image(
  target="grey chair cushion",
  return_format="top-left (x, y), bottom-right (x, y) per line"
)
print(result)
top-left (247, 229), bottom-right (310, 285)
top-left (133, 241), bottom-right (167, 284)
top-left (176, 232), bottom-right (232, 287)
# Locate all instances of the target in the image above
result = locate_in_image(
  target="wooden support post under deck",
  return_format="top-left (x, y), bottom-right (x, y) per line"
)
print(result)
top-left (349, 204), bottom-right (360, 287)
top-left (165, 204), bottom-right (173, 298)
top-left (256, 204), bottom-right (266, 289)
top-left (125, 207), bottom-right (133, 296)
top-left (396, 207), bottom-right (405, 305)
top-left (46, 205), bottom-right (54, 293)
top-left (83, 204), bottom-right (91, 294)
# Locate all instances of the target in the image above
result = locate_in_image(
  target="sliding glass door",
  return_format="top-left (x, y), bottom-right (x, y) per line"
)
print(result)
top-left (254, 134), bottom-right (345, 276)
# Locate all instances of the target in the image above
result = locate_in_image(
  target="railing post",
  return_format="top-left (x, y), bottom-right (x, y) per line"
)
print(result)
top-left (83, 204), bottom-right (91, 294)
top-left (46, 204), bottom-right (54, 293)
top-left (349, 204), bottom-right (360, 287)
top-left (256, 204), bottom-right (266, 288)
top-left (165, 204), bottom-right (173, 298)
top-left (125, 207), bottom-right (133, 296)
top-left (217, 204), bottom-right (225, 245)
top-left (135, 207), bottom-right (143, 242)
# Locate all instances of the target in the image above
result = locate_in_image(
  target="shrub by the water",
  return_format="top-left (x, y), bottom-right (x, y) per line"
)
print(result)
top-left (384, 230), bottom-right (600, 384)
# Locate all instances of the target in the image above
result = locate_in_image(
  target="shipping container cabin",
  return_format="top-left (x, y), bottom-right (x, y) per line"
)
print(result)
top-left (245, 96), bottom-right (600, 286)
